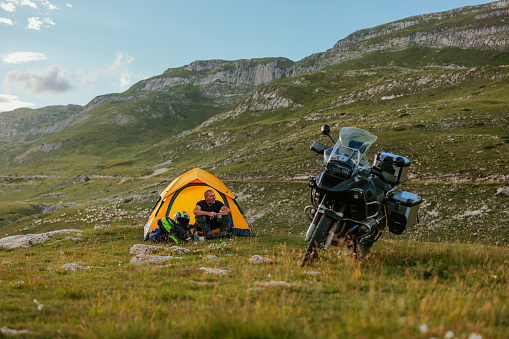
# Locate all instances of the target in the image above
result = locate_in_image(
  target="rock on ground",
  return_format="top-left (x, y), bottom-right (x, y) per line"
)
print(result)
top-left (128, 244), bottom-right (191, 256)
top-left (1, 327), bottom-right (31, 336)
top-left (255, 281), bottom-right (294, 288)
top-left (130, 254), bottom-right (181, 265)
top-left (196, 267), bottom-right (228, 275)
top-left (496, 186), bottom-right (509, 196)
top-left (170, 246), bottom-right (190, 254)
top-left (0, 229), bottom-right (81, 249)
top-left (303, 270), bottom-right (321, 275)
top-left (60, 263), bottom-right (92, 271)
top-left (249, 255), bottom-right (272, 264)
top-left (128, 244), bottom-right (164, 255)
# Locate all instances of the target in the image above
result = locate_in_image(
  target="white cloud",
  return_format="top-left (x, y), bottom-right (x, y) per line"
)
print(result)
top-left (26, 16), bottom-right (55, 30)
top-left (40, 0), bottom-right (57, 10)
top-left (106, 52), bottom-right (136, 89)
top-left (2, 52), bottom-right (47, 64)
top-left (81, 52), bottom-right (139, 91)
top-left (0, 0), bottom-right (54, 11)
top-left (0, 1), bottom-right (16, 12)
top-left (4, 64), bottom-right (73, 95)
top-left (21, 0), bottom-right (36, 9)
top-left (66, 3), bottom-right (71, 7)
top-left (0, 94), bottom-right (35, 112)
top-left (0, 17), bottom-right (14, 25)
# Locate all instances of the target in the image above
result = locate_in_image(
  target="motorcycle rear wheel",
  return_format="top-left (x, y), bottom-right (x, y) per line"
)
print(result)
top-left (301, 215), bottom-right (332, 266)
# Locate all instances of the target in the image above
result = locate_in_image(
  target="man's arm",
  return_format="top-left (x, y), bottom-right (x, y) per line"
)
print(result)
top-left (220, 204), bottom-right (230, 216)
top-left (194, 204), bottom-right (217, 218)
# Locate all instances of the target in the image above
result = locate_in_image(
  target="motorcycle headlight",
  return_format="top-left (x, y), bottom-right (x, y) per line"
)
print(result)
top-left (327, 161), bottom-right (353, 177)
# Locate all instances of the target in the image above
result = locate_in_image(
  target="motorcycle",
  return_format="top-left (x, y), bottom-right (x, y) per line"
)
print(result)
top-left (301, 125), bottom-right (422, 266)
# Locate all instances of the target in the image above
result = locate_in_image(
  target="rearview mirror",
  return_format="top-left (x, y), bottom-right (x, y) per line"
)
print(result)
top-left (321, 124), bottom-right (330, 135)
top-left (320, 124), bottom-right (335, 143)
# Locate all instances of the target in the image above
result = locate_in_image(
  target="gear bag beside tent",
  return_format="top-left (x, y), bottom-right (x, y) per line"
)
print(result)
top-left (144, 168), bottom-right (254, 240)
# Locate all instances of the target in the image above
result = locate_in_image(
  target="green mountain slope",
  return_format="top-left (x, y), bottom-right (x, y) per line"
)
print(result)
top-left (0, 0), bottom-right (507, 180)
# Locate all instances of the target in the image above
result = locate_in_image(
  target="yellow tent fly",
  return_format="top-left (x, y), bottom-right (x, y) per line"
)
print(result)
top-left (144, 168), bottom-right (253, 240)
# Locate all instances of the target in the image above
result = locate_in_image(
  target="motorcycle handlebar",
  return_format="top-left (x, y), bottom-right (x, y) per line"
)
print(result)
top-left (310, 142), bottom-right (329, 154)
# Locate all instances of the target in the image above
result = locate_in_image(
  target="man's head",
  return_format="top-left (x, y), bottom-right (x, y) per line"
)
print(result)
top-left (204, 190), bottom-right (216, 206)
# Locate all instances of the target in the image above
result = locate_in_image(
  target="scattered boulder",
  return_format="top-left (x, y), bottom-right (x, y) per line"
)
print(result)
top-left (249, 255), bottom-right (272, 264)
top-left (60, 263), bottom-right (92, 271)
top-left (130, 254), bottom-right (181, 265)
top-left (0, 229), bottom-right (81, 249)
top-left (128, 244), bottom-right (164, 255)
top-left (1, 261), bottom-right (12, 265)
top-left (196, 267), bottom-right (228, 275)
top-left (495, 186), bottom-right (509, 196)
top-left (170, 246), bottom-right (190, 254)
top-left (254, 280), bottom-right (294, 288)
top-left (190, 280), bottom-right (209, 285)
top-left (303, 270), bottom-right (321, 275)
top-left (129, 244), bottom-right (191, 256)
top-left (1, 327), bottom-right (31, 336)
top-left (206, 255), bottom-right (218, 260)
top-left (94, 224), bottom-right (111, 230)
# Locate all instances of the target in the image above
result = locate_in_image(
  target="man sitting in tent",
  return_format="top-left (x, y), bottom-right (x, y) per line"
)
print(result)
top-left (194, 190), bottom-right (231, 238)
top-left (149, 211), bottom-right (191, 244)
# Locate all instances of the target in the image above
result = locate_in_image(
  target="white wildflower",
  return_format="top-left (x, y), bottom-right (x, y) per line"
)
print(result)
top-left (445, 330), bottom-right (454, 339)
top-left (33, 299), bottom-right (43, 311)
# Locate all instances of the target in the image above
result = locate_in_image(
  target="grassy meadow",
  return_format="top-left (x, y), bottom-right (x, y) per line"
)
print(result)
top-left (1, 226), bottom-right (507, 338)
top-left (1, 175), bottom-right (508, 338)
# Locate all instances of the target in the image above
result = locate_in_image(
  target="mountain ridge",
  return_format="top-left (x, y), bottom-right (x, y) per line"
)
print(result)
top-left (0, 0), bottom-right (508, 179)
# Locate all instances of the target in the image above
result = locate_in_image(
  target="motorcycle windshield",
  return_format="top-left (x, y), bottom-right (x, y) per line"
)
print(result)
top-left (328, 127), bottom-right (377, 170)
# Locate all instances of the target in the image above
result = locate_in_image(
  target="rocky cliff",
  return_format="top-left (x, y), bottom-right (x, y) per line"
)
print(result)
top-left (0, 105), bottom-right (81, 143)
top-left (291, 0), bottom-right (509, 73)
top-left (134, 58), bottom-right (294, 92)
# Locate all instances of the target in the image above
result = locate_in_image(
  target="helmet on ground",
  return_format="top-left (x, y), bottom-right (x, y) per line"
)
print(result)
top-left (172, 211), bottom-right (190, 227)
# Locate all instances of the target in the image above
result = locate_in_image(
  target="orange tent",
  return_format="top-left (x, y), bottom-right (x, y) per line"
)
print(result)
top-left (144, 168), bottom-right (253, 240)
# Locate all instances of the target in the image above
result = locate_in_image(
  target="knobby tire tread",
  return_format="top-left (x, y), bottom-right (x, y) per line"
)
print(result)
top-left (301, 215), bottom-right (331, 266)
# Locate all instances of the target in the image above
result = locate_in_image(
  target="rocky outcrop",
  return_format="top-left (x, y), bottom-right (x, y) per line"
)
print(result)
top-left (196, 85), bottom-right (303, 128)
top-left (327, 66), bottom-right (509, 108)
top-left (0, 229), bottom-right (81, 249)
top-left (0, 105), bottom-right (83, 143)
top-left (135, 58), bottom-right (293, 93)
top-left (291, 0), bottom-right (509, 73)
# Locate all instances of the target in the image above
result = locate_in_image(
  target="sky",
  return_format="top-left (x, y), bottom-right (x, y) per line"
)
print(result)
top-left (0, 0), bottom-right (495, 112)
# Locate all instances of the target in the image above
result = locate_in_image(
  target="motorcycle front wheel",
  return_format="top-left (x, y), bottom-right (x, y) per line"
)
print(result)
top-left (301, 214), bottom-right (333, 266)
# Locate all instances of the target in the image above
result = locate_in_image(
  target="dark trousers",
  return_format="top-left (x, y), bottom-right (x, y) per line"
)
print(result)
top-left (196, 215), bottom-right (229, 233)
